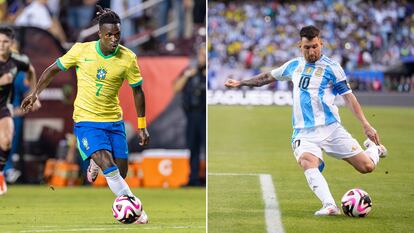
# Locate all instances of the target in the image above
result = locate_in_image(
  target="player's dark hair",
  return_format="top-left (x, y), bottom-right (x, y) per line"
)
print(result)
top-left (0, 26), bottom-right (15, 39)
top-left (300, 25), bottom-right (320, 40)
top-left (94, 5), bottom-right (121, 26)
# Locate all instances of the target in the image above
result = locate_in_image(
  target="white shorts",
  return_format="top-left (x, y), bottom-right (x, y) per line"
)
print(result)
top-left (291, 122), bottom-right (363, 162)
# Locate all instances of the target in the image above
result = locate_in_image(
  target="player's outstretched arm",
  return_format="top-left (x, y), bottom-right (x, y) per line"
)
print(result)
top-left (342, 93), bottom-right (380, 145)
top-left (21, 62), bottom-right (61, 112)
top-left (132, 85), bottom-right (150, 146)
top-left (173, 67), bottom-right (197, 93)
top-left (224, 72), bottom-right (275, 88)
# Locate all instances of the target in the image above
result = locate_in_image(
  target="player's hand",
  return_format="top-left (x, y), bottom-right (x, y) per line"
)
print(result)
top-left (31, 99), bottom-right (42, 111)
top-left (224, 79), bottom-right (241, 88)
top-left (137, 128), bottom-right (150, 146)
top-left (0, 73), bottom-right (13, 86)
top-left (184, 68), bottom-right (197, 78)
top-left (363, 124), bottom-right (380, 145)
top-left (21, 93), bottom-right (38, 113)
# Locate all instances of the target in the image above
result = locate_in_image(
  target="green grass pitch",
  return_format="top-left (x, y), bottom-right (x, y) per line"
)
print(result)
top-left (208, 105), bottom-right (414, 233)
top-left (0, 186), bottom-right (205, 233)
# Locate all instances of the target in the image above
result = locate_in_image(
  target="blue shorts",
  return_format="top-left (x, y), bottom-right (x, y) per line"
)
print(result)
top-left (74, 121), bottom-right (129, 161)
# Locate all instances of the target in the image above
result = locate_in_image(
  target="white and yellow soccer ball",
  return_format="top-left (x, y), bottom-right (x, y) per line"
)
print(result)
top-left (112, 195), bottom-right (143, 224)
top-left (341, 188), bottom-right (372, 217)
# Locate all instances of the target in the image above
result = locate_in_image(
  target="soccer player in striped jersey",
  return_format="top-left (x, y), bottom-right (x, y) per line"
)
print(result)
top-left (21, 6), bottom-right (149, 223)
top-left (225, 25), bottom-right (387, 216)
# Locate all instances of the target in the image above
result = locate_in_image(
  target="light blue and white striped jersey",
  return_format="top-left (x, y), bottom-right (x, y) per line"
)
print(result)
top-left (270, 55), bottom-right (351, 129)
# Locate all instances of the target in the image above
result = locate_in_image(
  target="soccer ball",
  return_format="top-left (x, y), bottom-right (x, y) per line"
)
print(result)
top-left (112, 195), bottom-right (143, 224)
top-left (341, 188), bottom-right (372, 217)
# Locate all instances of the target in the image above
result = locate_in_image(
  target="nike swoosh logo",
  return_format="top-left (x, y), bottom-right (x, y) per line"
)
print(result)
top-left (83, 58), bottom-right (95, 62)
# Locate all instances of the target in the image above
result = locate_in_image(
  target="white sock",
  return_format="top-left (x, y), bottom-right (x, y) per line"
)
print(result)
top-left (304, 168), bottom-right (336, 206)
top-left (104, 167), bottom-right (133, 196)
top-left (365, 145), bottom-right (380, 165)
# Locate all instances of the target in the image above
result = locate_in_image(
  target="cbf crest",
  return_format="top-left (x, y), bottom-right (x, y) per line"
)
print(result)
top-left (82, 137), bottom-right (89, 150)
top-left (96, 67), bottom-right (107, 81)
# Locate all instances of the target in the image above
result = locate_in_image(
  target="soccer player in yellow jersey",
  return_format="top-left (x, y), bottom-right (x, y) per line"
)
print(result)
top-left (21, 6), bottom-right (149, 224)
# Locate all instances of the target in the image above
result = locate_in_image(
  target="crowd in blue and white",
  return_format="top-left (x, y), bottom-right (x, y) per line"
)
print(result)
top-left (208, 0), bottom-right (414, 92)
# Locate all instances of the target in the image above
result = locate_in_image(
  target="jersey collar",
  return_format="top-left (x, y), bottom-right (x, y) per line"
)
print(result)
top-left (95, 40), bottom-right (119, 59)
top-left (316, 54), bottom-right (325, 63)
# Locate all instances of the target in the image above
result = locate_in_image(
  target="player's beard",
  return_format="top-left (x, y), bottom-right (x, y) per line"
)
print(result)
top-left (307, 54), bottom-right (319, 63)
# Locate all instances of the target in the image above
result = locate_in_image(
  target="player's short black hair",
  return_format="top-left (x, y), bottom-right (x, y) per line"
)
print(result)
top-left (0, 26), bottom-right (15, 39)
top-left (95, 5), bottom-right (121, 26)
top-left (300, 25), bottom-right (320, 40)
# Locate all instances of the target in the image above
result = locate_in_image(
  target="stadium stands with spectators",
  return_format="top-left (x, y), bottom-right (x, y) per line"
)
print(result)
top-left (208, 0), bottom-right (414, 93)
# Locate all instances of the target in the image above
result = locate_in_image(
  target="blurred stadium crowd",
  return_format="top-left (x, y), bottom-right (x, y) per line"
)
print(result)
top-left (208, 0), bottom-right (414, 93)
top-left (1, 0), bottom-right (206, 54)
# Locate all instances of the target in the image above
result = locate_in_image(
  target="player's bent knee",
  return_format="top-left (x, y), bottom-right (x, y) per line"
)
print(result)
top-left (298, 153), bottom-right (319, 170)
top-left (359, 162), bottom-right (375, 174)
top-left (91, 150), bottom-right (117, 171)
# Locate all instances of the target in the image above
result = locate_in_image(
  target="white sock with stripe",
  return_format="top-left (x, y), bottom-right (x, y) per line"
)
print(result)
top-left (364, 145), bottom-right (380, 165)
top-left (103, 166), bottom-right (133, 197)
top-left (304, 168), bottom-right (336, 206)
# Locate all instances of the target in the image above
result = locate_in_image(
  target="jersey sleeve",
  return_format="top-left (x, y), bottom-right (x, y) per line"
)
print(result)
top-left (126, 55), bottom-right (143, 87)
top-left (270, 58), bottom-right (299, 81)
top-left (56, 43), bottom-right (82, 71)
top-left (330, 63), bottom-right (352, 95)
top-left (11, 53), bottom-right (30, 72)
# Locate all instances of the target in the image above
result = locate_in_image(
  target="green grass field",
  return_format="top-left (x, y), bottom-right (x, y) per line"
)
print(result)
top-left (208, 105), bottom-right (414, 233)
top-left (0, 186), bottom-right (205, 233)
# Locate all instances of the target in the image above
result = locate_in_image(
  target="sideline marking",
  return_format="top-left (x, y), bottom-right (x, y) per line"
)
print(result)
top-left (210, 172), bottom-right (285, 233)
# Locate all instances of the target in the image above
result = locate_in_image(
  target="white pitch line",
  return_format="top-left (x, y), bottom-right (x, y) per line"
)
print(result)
top-left (18, 225), bottom-right (205, 233)
top-left (259, 174), bottom-right (285, 233)
top-left (209, 172), bottom-right (262, 176)
top-left (210, 172), bottom-right (285, 233)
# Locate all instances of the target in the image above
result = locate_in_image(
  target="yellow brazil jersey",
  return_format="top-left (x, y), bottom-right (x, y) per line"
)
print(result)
top-left (56, 40), bottom-right (143, 122)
